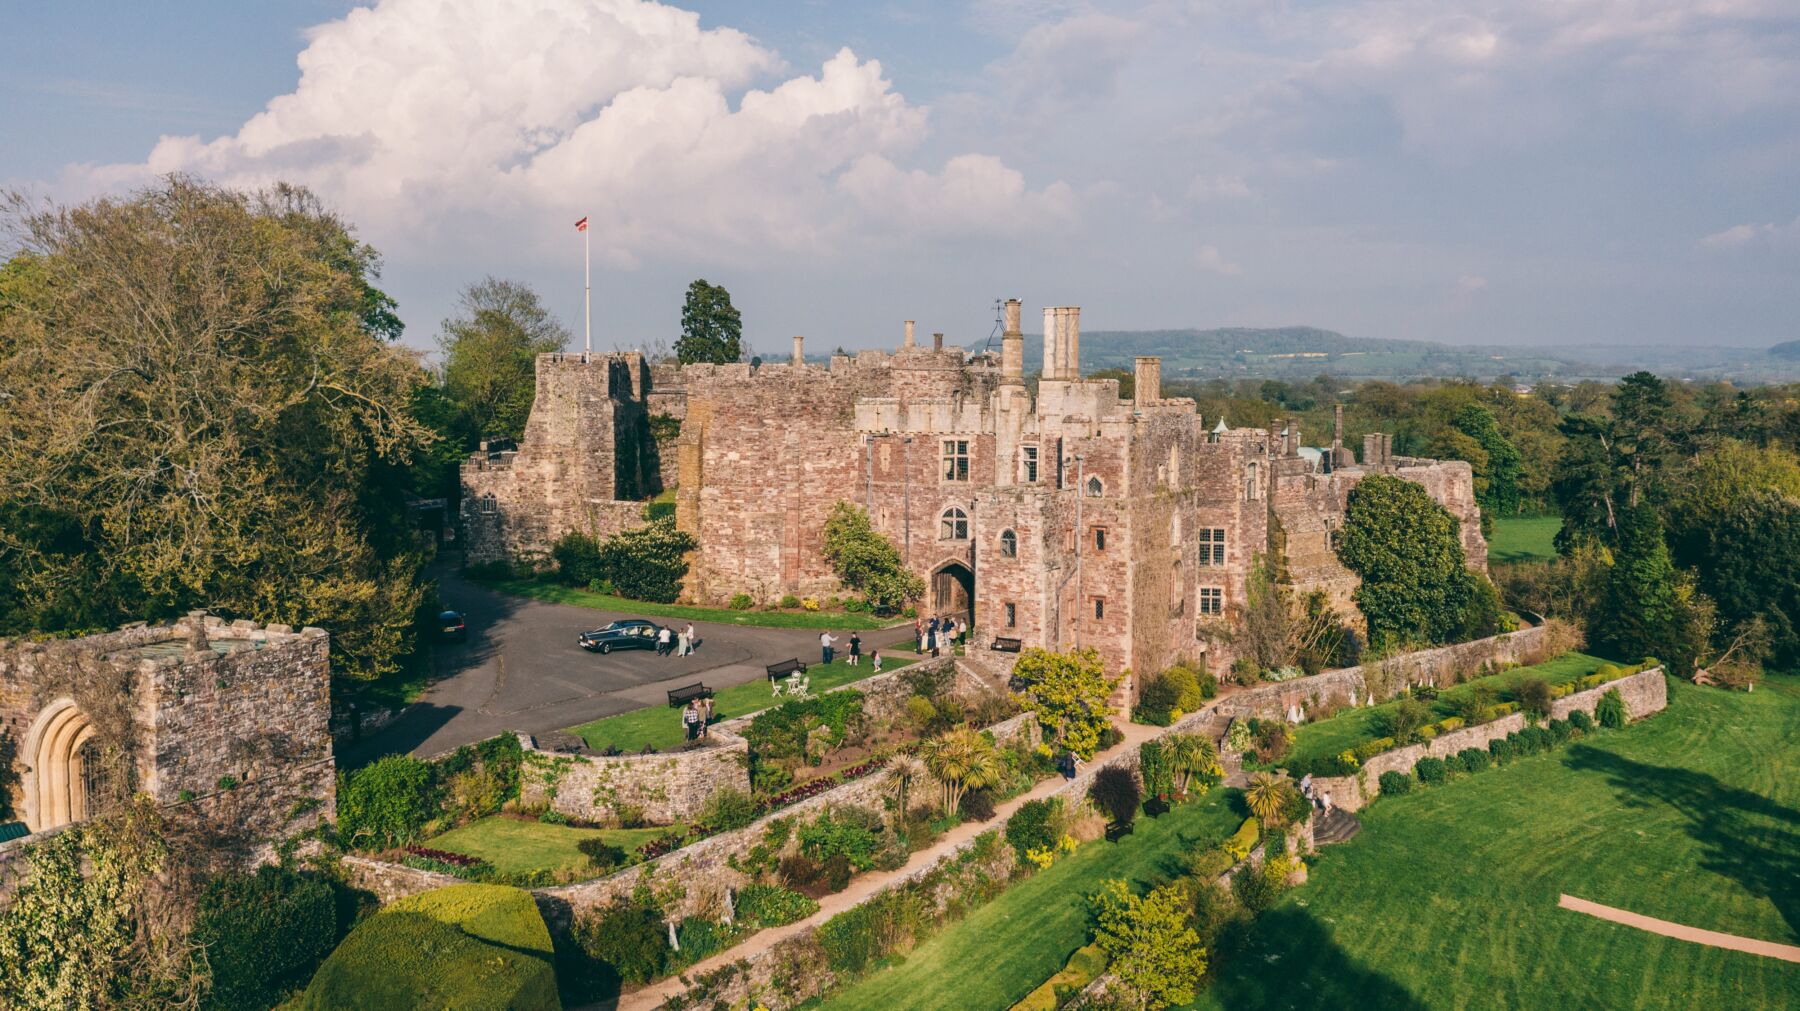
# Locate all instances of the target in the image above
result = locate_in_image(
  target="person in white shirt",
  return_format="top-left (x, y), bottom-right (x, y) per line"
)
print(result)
top-left (657, 626), bottom-right (673, 656)
top-left (820, 631), bottom-right (837, 664)
top-left (683, 623), bottom-right (696, 656)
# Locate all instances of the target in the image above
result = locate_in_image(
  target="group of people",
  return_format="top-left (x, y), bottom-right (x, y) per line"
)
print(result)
top-left (680, 695), bottom-right (716, 741)
top-left (656, 623), bottom-right (699, 657)
top-left (818, 631), bottom-right (881, 671)
top-left (913, 614), bottom-right (964, 657)
top-left (1298, 773), bottom-right (1334, 814)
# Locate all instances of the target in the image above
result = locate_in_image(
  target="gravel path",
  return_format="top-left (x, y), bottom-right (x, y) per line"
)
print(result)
top-left (1558, 894), bottom-right (1800, 963)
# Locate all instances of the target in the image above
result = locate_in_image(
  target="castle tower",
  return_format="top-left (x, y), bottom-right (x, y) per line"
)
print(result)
top-left (1002, 299), bottom-right (1024, 385)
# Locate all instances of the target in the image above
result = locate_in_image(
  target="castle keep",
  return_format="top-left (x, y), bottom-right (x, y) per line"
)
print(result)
top-left (462, 302), bottom-right (1486, 677)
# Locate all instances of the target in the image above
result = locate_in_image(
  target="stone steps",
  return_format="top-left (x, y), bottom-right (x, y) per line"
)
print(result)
top-left (1314, 808), bottom-right (1361, 845)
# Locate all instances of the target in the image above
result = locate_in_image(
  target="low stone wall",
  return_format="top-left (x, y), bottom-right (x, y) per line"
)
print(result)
top-left (339, 854), bottom-right (463, 904)
top-left (521, 736), bottom-right (751, 826)
top-left (1311, 668), bottom-right (1667, 812)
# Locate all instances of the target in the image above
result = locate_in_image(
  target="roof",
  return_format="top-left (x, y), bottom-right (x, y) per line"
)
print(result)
top-left (0, 822), bottom-right (30, 844)
top-left (1212, 417), bottom-right (1229, 433)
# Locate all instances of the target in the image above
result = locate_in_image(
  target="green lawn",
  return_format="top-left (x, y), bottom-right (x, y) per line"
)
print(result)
top-left (424, 815), bottom-right (673, 875)
top-left (1262, 651), bottom-right (1612, 769)
top-left (476, 576), bottom-right (896, 630)
top-left (1489, 514), bottom-right (1563, 563)
top-left (1188, 675), bottom-right (1800, 1010)
top-left (822, 791), bottom-right (1244, 1011)
top-left (564, 655), bottom-right (917, 751)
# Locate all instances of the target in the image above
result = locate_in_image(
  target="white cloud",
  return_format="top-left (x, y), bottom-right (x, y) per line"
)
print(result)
top-left (72, 0), bottom-right (1067, 262)
top-left (1701, 215), bottom-right (1800, 248)
top-left (1186, 174), bottom-right (1254, 201)
top-left (1449, 273), bottom-right (1488, 311)
top-left (1195, 244), bottom-right (1242, 275)
top-left (988, 12), bottom-right (1146, 109)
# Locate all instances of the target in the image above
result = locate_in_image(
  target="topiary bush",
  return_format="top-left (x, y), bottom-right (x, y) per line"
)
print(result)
top-left (1414, 757), bottom-right (1448, 785)
top-left (1547, 718), bottom-right (1574, 744)
top-left (336, 754), bottom-right (439, 850)
top-left (1595, 688), bottom-right (1628, 729)
top-left (1489, 736), bottom-right (1515, 764)
top-left (1134, 672), bottom-right (1181, 726)
top-left (1458, 747), bottom-right (1492, 773)
top-left (1378, 770), bottom-right (1414, 796)
top-left (298, 884), bottom-right (559, 1010)
top-left (192, 866), bottom-right (337, 1011)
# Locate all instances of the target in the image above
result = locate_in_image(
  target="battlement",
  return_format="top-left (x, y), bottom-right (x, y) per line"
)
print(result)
top-left (0, 613), bottom-right (327, 675)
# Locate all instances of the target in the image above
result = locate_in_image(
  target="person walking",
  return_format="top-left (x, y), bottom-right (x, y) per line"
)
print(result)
top-left (870, 648), bottom-right (882, 673)
top-left (682, 700), bottom-right (701, 741)
top-left (676, 625), bottom-right (689, 658)
top-left (913, 617), bottom-right (924, 653)
top-left (700, 695), bottom-right (714, 739)
top-left (848, 632), bottom-right (861, 667)
top-left (683, 623), bottom-right (696, 656)
top-left (820, 631), bottom-right (837, 665)
top-left (657, 625), bottom-right (673, 656)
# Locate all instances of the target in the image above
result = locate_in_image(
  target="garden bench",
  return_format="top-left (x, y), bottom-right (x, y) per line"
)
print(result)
top-left (666, 682), bottom-right (713, 707)
top-left (991, 636), bottom-right (1023, 653)
top-left (766, 658), bottom-right (807, 682)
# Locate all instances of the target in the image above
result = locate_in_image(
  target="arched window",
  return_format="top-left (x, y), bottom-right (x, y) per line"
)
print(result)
top-left (1085, 476), bottom-right (1103, 498)
top-left (479, 493), bottom-right (498, 515)
top-left (940, 507), bottom-right (969, 540)
top-left (999, 529), bottom-right (1018, 557)
top-left (1244, 462), bottom-right (1259, 501)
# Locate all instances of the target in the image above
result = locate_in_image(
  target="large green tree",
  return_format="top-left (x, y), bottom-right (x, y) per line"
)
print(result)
top-left (1595, 506), bottom-right (1704, 673)
top-left (0, 177), bottom-right (430, 681)
top-left (1010, 648), bottom-right (1119, 760)
top-left (820, 502), bottom-right (923, 613)
top-left (1336, 475), bottom-right (1502, 649)
top-left (439, 277), bottom-right (568, 442)
top-left (675, 279), bottom-right (742, 364)
top-left (1451, 403), bottom-right (1522, 517)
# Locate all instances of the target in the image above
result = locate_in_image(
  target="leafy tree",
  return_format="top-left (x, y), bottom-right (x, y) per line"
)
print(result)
top-left (920, 726), bottom-right (1001, 817)
top-left (1595, 506), bottom-right (1695, 674)
top-left (675, 279), bottom-right (742, 365)
top-left (1452, 403), bottom-right (1523, 518)
top-left (596, 517), bottom-right (697, 602)
top-left (1010, 648), bottom-right (1120, 760)
top-left (190, 866), bottom-right (337, 1011)
top-left (439, 277), bottom-right (568, 442)
top-left (0, 178), bottom-right (430, 682)
top-left (1336, 475), bottom-right (1500, 648)
top-left (1551, 413), bottom-right (1624, 552)
top-left (1088, 879), bottom-right (1207, 1010)
top-left (819, 502), bottom-right (923, 612)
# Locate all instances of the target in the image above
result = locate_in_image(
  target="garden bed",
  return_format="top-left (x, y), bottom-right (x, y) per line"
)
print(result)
top-left (423, 813), bottom-right (675, 877)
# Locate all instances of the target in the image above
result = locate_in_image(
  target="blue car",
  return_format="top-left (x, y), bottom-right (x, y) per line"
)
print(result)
top-left (438, 610), bottom-right (467, 642)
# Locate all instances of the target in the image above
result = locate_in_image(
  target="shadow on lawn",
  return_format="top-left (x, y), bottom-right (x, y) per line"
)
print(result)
top-left (1206, 906), bottom-right (1425, 1010)
top-left (1563, 743), bottom-right (1800, 940)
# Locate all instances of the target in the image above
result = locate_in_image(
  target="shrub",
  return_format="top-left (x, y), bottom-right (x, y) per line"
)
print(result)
top-left (699, 786), bottom-right (758, 832)
top-left (1353, 737), bottom-right (1396, 763)
top-left (779, 594), bottom-right (802, 609)
top-left (1251, 720), bottom-right (1292, 763)
top-left (299, 884), bottom-right (558, 1010)
top-left (728, 593), bottom-right (754, 611)
top-left (551, 530), bottom-right (605, 587)
top-left (1372, 699), bottom-right (1431, 744)
top-left (1232, 861), bottom-right (1282, 913)
top-left (1199, 670), bottom-right (1219, 699)
top-left (599, 517), bottom-right (697, 602)
top-left (1453, 684), bottom-right (1496, 725)
top-left (191, 866), bottom-right (336, 1011)
top-left (1089, 879), bottom-right (1207, 1008)
top-left (1569, 708), bottom-right (1595, 732)
top-left (336, 754), bottom-right (438, 850)
top-left (1414, 757), bottom-right (1448, 785)
top-left (670, 917), bottom-right (726, 969)
top-left (1459, 747), bottom-right (1492, 773)
top-left (820, 501), bottom-right (925, 613)
top-left (1088, 766), bottom-right (1141, 830)
top-left (1515, 677), bottom-right (1553, 721)
top-left (1378, 770), bottom-right (1414, 796)
top-left (958, 788), bottom-right (997, 822)
top-left (1520, 726), bottom-right (1553, 754)
top-left (734, 884), bottom-right (818, 928)
top-left (1165, 665), bottom-right (1206, 711)
top-left (576, 838), bottom-right (626, 871)
top-left (1596, 688), bottom-right (1628, 729)
top-left (1138, 741), bottom-right (1175, 800)
top-left (798, 809), bottom-right (881, 871)
top-left (1435, 716), bottom-right (1465, 734)
top-left (574, 899), bottom-right (667, 987)
top-left (1134, 673), bottom-right (1181, 725)
top-left (1547, 718), bottom-right (1574, 744)
top-left (817, 903), bottom-right (882, 974)
top-left (1488, 737), bottom-right (1515, 763)
top-left (1187, 847), bottom-right (1236, 882)
top-left (1221, 818), bottom-right (1260, 861)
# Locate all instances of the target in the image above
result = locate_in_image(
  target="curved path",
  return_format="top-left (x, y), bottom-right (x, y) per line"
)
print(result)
top-left (1558, 894), bottom-right (1800, 963)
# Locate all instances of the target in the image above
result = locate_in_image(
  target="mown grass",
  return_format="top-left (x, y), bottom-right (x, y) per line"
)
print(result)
top-left (1188, 676), bottom-right (1800, 1010)
top-left (476, 576), bottom-right (897, 630)
top-left (821, 791), bottom-right (1243, 1011)
top-left (424, 815), bottom-right (673, 876)
top-left (563, 654), bottom-right (917, 751)
top-left (1488, 514), bottom-right (1563, 563)
top-left (1260, 651), bottom-right (1611, 769)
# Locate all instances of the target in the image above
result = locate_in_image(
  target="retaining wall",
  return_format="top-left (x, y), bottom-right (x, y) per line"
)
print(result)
top-left (1311, 667), bottom-right (1667, 812)
top-left (521, 736), bottom-right (751, 826)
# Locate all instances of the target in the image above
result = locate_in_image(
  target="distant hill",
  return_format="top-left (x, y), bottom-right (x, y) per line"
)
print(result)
top-left (1770, 340), bottom-right (1800, 361)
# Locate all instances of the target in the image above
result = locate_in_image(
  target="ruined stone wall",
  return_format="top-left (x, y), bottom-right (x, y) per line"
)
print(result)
top-left (521, 737), bottom-right (750, 826)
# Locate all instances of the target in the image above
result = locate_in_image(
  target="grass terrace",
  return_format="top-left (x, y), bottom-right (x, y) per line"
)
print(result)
top-left (1253, 651), bottom-right (1613, 771)
top-left (475, 576), bottom-right (897, 630)
top-left (1188, 676), bottom-right (1800, 1010)
top-left (1488, 514), bottom-right (1562, 563)
top-left (423, 814), bottom-right (675, 877)
top-left (565, 654), bottom-right (918, 752)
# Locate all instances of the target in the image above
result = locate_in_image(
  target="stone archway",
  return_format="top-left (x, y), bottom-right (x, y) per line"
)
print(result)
top-left (20, 698), bottom-right (97, 833)
top-left (930, 560), bottom-right (975, 624)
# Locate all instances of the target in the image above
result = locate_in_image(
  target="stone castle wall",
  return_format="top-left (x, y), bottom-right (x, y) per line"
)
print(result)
top-left (522, 736), bottom-right (750, 826)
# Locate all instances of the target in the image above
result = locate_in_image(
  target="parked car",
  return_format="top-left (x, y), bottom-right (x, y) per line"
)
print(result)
top-left (438, 610), bottom-right (467, 642)
top-left (579, 619), bottom-right (663, 654)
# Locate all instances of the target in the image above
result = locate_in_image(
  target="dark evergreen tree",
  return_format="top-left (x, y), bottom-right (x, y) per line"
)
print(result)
top-left (676, 279), bottom-right (743, 365)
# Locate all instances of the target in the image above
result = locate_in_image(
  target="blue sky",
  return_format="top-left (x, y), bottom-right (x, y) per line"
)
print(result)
top-left (4, 0), bottom-right (1798, 357)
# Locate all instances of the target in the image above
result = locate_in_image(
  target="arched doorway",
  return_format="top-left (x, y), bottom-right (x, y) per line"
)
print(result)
top-left (21, 699), bottom-right (98, 833)
top-left (930, 561), bottom-right (974, 624)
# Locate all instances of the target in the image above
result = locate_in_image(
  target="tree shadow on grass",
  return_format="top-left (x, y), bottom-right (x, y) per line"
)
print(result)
top-left (1204, 905), bottom-right (1426, 1010)
top-left (1562, 743), bottom-right (1800, 940)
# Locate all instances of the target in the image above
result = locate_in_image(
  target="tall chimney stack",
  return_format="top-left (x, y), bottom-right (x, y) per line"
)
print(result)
top-left (1042, 307), bottom-right (1059, 380)
top-left (1066, 306), bottom-right (1081, 378)
top-left (903, 320), bottom-right (915, 349)
top-left (1333, 404), bottom-right (1344, 451)
top-left (792, 335), bottom-right (805, 367)
top-left (932, 331), bottom-right (945, 351)
top-left (1002, 299), bottom-right (1024, 384)
top-left (1134, 357), bottom-right (1161, 404)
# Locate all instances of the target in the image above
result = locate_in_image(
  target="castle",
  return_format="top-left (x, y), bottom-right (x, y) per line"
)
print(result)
top-left (462, 301), bottom-right (1486, 680)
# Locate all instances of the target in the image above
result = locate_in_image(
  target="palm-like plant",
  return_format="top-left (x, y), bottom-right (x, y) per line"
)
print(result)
top-left (886, 754), bottom-right (928, 815)
top-left (921, 727), bottom-right (1000, 817)
top-left (1165, 733), bottom-right (1223, 796)
top-left (1245, 771), bottom-right (1291, 829)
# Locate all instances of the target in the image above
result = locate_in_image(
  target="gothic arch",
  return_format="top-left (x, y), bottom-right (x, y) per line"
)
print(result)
top-left (20, 698), bottom-right (98, 833)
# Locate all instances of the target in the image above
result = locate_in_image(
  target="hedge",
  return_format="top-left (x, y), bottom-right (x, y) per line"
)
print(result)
top-left (1013, 944), bottom-right (1108, 1011)
top-left (191, 866), bottom-right (336, 1011)
top-left (297, 884), bottom-right (560, 1010)
top-left (1222, 818), bottom-right (1260, 861)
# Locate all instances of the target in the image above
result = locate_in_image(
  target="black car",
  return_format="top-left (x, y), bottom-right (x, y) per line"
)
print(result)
top-left (579, 619), bottom-right (663, 654)
top-left (438, 610), bottom-right (467, 642)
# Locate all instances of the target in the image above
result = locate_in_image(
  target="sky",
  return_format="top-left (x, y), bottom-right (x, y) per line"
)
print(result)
top-left (3, 0), bottom-right (1798, 358)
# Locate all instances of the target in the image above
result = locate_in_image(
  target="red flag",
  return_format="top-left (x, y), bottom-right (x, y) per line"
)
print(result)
top-left (574, 216), bottom-right (589, 232)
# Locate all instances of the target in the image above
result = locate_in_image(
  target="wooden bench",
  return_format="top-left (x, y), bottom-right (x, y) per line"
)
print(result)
top-left (667, 682), bottom-right (713, 707)
top-left (991, 637), bottom-right (1023, 653)
top-left (766, 658), bottom-right (807, 682)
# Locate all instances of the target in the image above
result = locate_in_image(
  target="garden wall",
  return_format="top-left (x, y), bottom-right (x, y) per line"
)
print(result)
top-left (1310, 667), bottom-right (1667, 813)
top-left (520, 735), bottom-right (750, 826)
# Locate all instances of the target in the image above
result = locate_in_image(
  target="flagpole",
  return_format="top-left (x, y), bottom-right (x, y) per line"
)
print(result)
top-left (583, 218), bottom-right (592, 358)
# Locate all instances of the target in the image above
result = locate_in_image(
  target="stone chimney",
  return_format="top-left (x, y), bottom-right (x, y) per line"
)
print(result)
top-left (1134, 356), bottom-right (1161, 404)
top-left (1333, 404), bottom-right (1344, 452)
top-left (1288, 417), bottom-right (1302, 457)
top-left (1042, 307), bottom-right (1059, 380)
top-left (932, 331), bottom-right (945, 351)
top-left (1002, 299), bottom-right (1024, 384)
top-left (1064, 306), bottom-right (1082, 378)
top-left (185, 609), bottom-right (211, 655)
top-left (904, 320), bottom-right (916, 349)
top-left (792, 335), bottom-right (805, 367)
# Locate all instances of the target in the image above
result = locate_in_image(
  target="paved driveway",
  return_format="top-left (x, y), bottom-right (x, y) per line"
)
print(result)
top-left (341, 569), bottom-right (909, 764)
